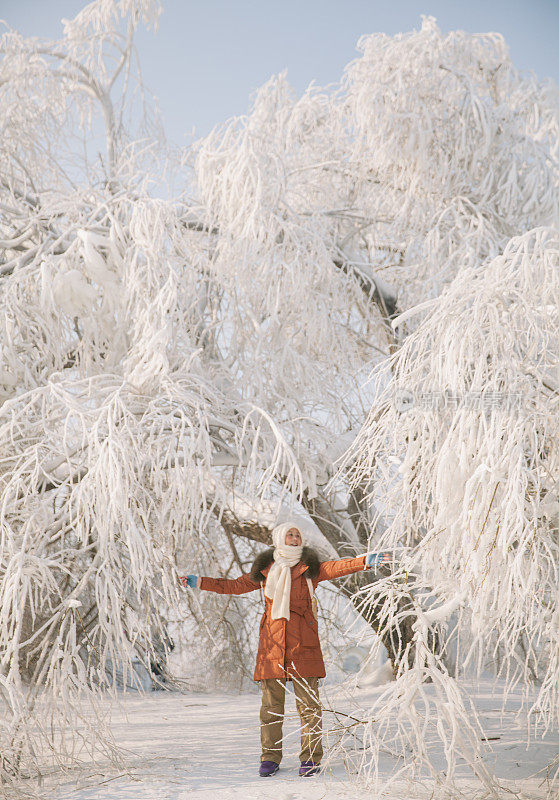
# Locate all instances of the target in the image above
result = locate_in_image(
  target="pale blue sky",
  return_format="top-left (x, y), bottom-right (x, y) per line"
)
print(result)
top-left (2, 0), bottom-right (559, 145)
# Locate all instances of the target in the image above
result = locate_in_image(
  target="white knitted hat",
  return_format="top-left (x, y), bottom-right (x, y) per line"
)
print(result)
top-left (271, 521), bottom-right (306, 549)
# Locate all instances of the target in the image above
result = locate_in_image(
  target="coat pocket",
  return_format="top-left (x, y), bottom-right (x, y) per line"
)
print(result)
top-left (301, 611), bottom-right (319, 647)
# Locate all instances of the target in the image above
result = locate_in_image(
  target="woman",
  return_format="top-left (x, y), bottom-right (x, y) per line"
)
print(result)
top-left (180, 521), bottom-right (377, 777)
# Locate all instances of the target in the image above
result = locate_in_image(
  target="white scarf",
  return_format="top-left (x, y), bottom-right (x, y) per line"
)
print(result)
top-left (264, 522), bottom-right (304, 620)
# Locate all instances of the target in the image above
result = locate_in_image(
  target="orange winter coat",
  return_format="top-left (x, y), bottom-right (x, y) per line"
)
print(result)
top-left (199, 550), bottom-right (367, 681)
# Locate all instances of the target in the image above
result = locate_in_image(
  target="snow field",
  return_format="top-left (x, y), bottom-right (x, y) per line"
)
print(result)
top-left (48, 679), bottom-right (559, 800)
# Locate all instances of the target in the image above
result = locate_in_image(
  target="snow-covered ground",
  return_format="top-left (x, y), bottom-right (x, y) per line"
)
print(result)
top-left (45, 678), bottom-right (558, 800)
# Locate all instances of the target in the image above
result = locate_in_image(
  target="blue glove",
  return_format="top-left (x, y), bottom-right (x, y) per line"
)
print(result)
top-left (179, 574), bottom-right (198, 588)
top-left (365, 552), bottom-right (391, 569)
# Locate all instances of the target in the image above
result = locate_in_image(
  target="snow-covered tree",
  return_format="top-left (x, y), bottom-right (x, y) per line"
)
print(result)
top-left (338, 226), bottom-right (559, 794)
top-left (0, 1), bottom-right (557, 793)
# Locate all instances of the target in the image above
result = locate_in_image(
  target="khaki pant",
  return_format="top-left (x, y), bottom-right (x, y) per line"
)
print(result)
top-left (259, 676), bottom-right (323, 764)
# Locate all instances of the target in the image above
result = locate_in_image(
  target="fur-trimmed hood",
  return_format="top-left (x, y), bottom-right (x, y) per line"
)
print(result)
top-left (250, 546), bottom-right (320, 583)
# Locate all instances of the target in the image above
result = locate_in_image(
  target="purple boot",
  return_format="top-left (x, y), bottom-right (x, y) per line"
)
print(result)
top-left (299, 760), bottom-right (320, 776)
top-left (259, 760), bottom-right (279, 777)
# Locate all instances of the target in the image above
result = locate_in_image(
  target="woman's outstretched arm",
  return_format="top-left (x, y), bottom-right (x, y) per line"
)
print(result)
top-left (315, 554), bottom-right (368, 583)
top-left (179, 572), bottom-right (260, 595)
